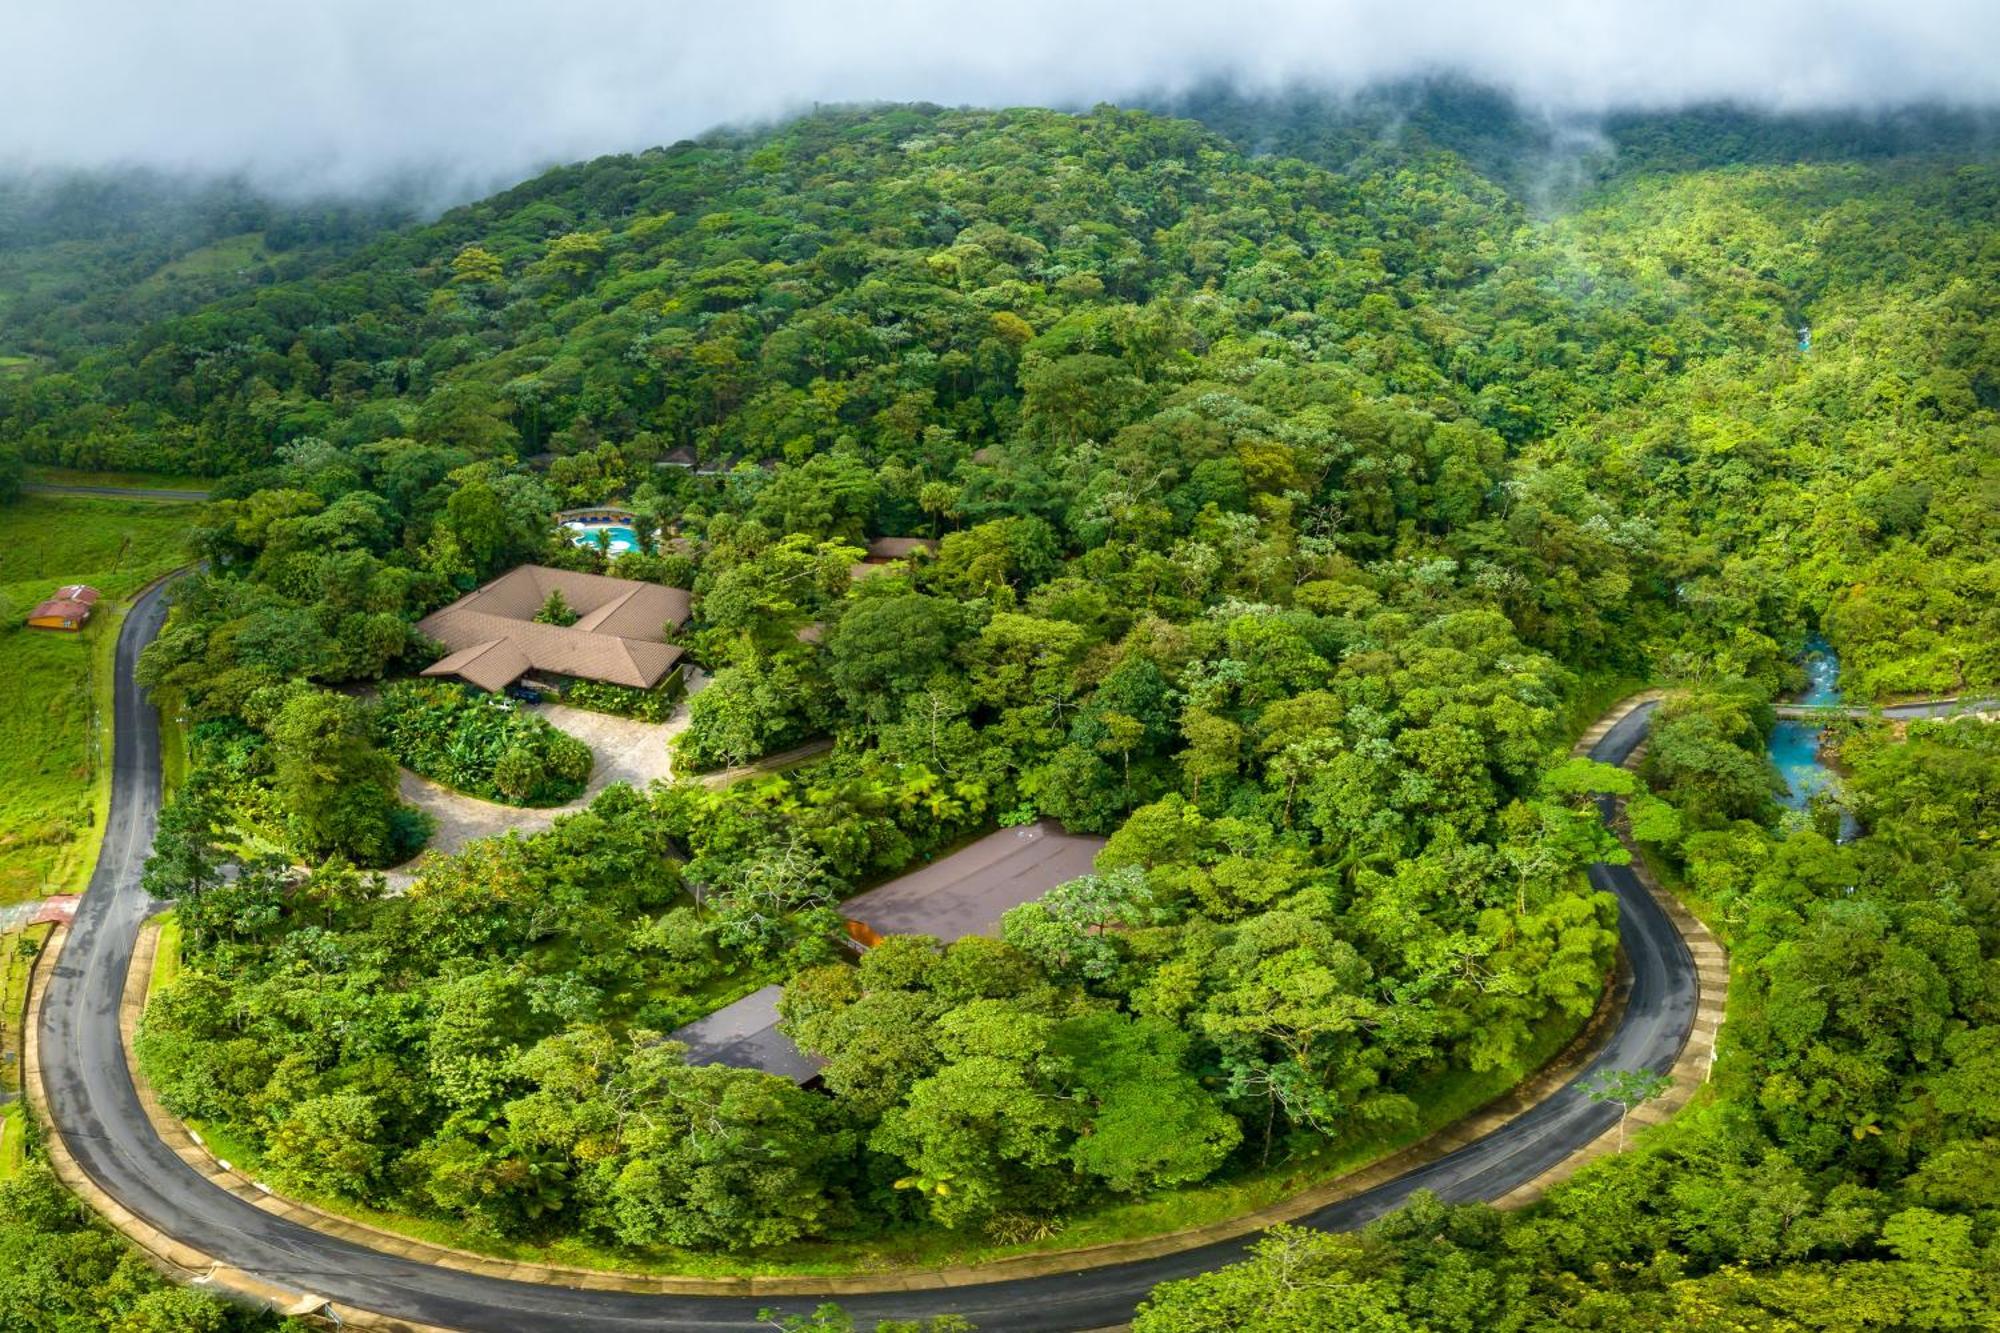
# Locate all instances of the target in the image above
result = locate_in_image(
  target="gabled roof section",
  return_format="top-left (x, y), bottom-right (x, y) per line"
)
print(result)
top-left (571, 581), bottom-right (691, 639)
top-left (28, 584), bottom-right (101, 623)
top-left (416, 564), bottom-right (691, 692)
top-left (424, 638), bottom-right (533, 693)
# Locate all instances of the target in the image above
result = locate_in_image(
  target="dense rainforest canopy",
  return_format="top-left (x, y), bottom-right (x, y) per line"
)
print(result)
top-left (1136, 714), bottom-right (2000, 1330)
top-left (0, 169), bottom-right (408, 370)
top-left (3, 88), bottom-right (1995, 1316)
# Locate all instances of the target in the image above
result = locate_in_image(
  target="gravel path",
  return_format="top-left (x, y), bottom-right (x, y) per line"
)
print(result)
top-left (385, 700), bottom-right (688, 888)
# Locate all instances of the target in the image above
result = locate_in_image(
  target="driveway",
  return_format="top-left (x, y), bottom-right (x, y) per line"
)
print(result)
top-left (387, 698), bottom-right (688, 887)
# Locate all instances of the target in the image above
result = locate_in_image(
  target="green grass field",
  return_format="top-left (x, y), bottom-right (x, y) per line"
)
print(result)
top-left (0, 922), bottom-right (53, 1180)
top-left (132, 232), bottom-right (269, 296)
top-left (0, 496), bottom-right (193, 904)
top-left (24, 464), bottom-right (211, 492)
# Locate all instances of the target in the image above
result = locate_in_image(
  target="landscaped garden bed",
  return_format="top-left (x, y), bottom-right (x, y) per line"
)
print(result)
top-left (378, 680), bottom-right (591, 806)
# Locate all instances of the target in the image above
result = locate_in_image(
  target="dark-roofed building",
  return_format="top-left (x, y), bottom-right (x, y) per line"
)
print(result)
top-left (26, 584), bottom-right (100, 632)
top-left (838, 820), bottom-right (1104, 946)
top-left (416, 565), bottom-right (691, 693)
top-left (667, 821), bottom-right (1107, 1083)
top-left (851, 535), bottom-right (941, 581)
top-left (669, 985), bottom-right (824, 1085)
top-left (864, 536), bottom-right (940, 561)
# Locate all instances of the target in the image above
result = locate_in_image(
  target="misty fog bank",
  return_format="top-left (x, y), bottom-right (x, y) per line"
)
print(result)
top-left (5, 0), bottom-right (1998, 203)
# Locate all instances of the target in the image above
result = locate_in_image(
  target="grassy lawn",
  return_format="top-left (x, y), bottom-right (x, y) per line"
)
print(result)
top-left (24, 464), bottom-right (211, 493)
top-left (148, 913), bottom-right (182, 1001)
top-left (0, 1104), bottom-right (20, 1181)
top-left (158, 686), bottom-right (190, 802)
top-left (0, 496), bottom-right (194, 904)
top-left (133, 232), bottom-right (270, 295)
top-left (0, 922), bottom-right (53, 1180)
top-left (152, 961), bottom-right (1590, 1278)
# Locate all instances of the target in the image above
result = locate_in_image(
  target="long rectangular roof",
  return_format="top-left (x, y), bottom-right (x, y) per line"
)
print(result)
top-left (666, 821), bottom-right (1107, 1084)
top-left (840, 821), bottom-right (1106, 940)
top-left (416, 565), bottom-right (690, 691)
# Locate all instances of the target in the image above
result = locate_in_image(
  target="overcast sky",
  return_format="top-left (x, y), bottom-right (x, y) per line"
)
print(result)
top-left (5, 0), bottom-right (1998, 197)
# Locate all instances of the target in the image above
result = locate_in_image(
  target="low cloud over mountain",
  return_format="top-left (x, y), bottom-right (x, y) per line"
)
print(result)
top-left (6, 0), bottom-right (1998, 196)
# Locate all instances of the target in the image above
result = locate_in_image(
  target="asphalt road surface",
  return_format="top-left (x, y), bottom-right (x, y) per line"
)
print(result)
top-left (38, 585), bottom-right (1700, 1332)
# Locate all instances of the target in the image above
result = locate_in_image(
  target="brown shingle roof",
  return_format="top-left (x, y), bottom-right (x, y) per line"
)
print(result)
top-left (417, 566), bottom-right (691, 691)
top-left (424, 639), bottom-right (534, 693)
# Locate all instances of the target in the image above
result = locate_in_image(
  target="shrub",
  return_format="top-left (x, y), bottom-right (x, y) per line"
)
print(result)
top-left (492, 746), bottom-right (543, 802)
top-left (534, 589), bottom-right (578, 626)
top-left (559, 675), bottom-right (684, 723)
top-left (378, 680), bottom-right (592, 806)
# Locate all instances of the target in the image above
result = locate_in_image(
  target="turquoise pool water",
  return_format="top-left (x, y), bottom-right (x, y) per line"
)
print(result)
top-left (1771, 719), bottom-right (1836, 811)
top-left (565, 522), bottom-right (640, 555)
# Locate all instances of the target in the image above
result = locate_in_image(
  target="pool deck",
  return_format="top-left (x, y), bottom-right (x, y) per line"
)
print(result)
top-left (562, 517), bottom-right (653, 555)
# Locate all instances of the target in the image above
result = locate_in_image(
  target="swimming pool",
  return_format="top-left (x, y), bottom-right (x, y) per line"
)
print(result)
top-left (564, 521), bottom-right (641, 555)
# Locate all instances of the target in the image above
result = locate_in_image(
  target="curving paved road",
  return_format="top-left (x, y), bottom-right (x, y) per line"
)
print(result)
top-left (40, 583), bottom-right (1698, 1332)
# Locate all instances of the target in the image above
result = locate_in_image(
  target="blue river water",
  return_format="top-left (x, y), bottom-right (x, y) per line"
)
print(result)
top-left (1770, 634), bottom-right (1851, 833)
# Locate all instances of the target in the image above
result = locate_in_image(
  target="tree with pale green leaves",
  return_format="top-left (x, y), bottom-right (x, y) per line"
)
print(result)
top-left (1585, 1067), bottom-right (1673, 1151)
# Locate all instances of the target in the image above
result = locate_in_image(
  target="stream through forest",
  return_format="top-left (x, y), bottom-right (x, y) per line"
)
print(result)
top-left (1770, 634), bottom-right (1855, 837)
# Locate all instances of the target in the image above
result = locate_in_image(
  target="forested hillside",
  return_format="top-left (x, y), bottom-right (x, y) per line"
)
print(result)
top-left (1137, 711), bottom-right (2000, 1329)
top-left (4, 95), bottom-right (1994, 1303)
top-left (0, 170), bottom-right (406, 370)
top-left (1163, 83), bottom-right (2000, 199)
top-left (4, 101), bottom-right (1993, 690)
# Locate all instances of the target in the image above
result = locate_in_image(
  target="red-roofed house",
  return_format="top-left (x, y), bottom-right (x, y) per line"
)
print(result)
top-left (26, 585), bottom-right (100, 632)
